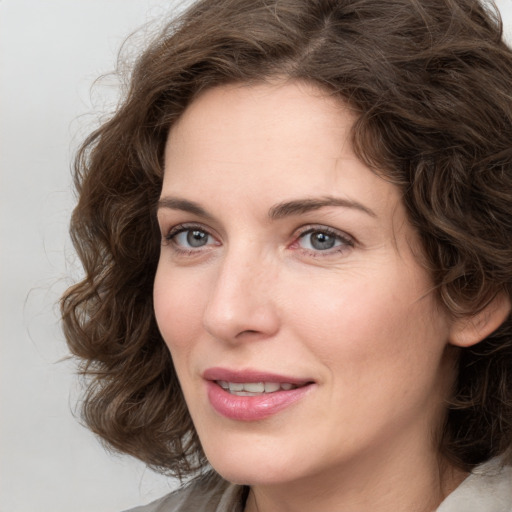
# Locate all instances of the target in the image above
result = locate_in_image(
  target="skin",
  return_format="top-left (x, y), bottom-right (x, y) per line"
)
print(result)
top-left (153, 81), bottom-right (467, 512)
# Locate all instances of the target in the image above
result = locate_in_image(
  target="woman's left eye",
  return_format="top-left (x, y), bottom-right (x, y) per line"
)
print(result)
top-left (296, 228), bottom-right (353, 253)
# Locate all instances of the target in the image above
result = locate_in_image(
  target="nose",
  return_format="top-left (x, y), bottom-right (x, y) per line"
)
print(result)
top-left (202, 248), bottom-right (280, 343)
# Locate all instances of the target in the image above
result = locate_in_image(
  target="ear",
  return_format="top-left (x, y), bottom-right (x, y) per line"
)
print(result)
top-left (449, 293), bottom-right (511, 348)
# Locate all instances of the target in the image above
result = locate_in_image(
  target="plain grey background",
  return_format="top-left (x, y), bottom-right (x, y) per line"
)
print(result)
top-left (1, 1), bottom-right (511, 511)
top-left (0, 2), bottom-right (185, 511)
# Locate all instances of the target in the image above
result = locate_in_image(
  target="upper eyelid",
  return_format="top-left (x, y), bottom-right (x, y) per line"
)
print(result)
top-left (163, 222), bottom-right (214, 236)
top-left (293, 224), bottom-right (355, 243)
top-left (157, 211), bottom-right (223, 236)
top-left (167, 222), bottom-right (207, 235)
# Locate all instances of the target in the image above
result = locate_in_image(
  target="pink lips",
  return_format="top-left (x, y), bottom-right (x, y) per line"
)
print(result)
top-left (203, 367), bottom-right (314, 421)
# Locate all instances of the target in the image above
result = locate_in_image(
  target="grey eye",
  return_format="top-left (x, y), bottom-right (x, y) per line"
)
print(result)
top-left (172, 228), bottom-right (213, 248)
top-left (298, 230), bottom-right (344, 251)
top-left (310, 232), bottom-right (336, 250)
top-left (187, 229), bottom-right (209, 247)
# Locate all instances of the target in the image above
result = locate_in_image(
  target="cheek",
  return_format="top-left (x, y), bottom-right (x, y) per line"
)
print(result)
top-left (153, 264), bottom-right (207, 353)
top-left (288, 264), bottom-right (448, 375)
top-left (295, 276), bottom-right (451, 437)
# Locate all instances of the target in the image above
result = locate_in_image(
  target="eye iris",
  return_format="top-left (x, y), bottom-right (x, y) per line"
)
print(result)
top-left (187, 230), bottom-right (208, 247)
top-left (310, 232), bottom-right (335, 250)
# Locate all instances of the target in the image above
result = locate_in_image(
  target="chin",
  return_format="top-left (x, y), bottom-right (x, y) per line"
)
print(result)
top-left (201, 436), bottom-right (301, 485)
top-left (211, 459), bottom-right (294, 486)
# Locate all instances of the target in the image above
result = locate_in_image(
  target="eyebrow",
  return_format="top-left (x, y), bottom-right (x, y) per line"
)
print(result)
top-left (268, 196), bottom-right (377, 220)
top-left (157, 195), bottom-right (376, 220)
top-left (157, 197), bottom-right (213, 219)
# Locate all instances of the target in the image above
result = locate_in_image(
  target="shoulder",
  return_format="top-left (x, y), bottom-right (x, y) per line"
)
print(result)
top-left (122, 472), bottom-right (247, 512)
top-left (437, 458), bottom-right (512, 512)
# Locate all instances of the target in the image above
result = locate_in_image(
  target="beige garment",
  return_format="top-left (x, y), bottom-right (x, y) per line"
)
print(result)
top-left (437, 458), bottom-right (512, 512)
top-left (125, 459), bottom-right (512, 512)
top-left (124, 472), bottom-right (245, 512)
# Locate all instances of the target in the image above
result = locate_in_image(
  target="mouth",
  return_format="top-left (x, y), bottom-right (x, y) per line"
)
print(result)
top-left (203, 368), bottom-right (315, 421)
top-left (215, 380), bottom-right (304, 396)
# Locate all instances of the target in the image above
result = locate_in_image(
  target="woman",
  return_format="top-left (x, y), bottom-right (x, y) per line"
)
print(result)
top-left (61, 0), bottom-right (512, 510)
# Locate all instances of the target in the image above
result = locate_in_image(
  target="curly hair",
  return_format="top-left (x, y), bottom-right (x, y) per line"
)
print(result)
top-left (61, 0), bottom-right (512, 476)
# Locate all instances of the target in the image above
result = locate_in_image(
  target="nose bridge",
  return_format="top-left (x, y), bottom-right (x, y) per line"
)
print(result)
top-left (203, 242), bottom-right (279, 341)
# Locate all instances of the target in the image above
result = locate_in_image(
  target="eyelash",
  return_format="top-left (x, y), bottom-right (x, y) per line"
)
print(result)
top-left (163, 223), bottom-right (218, 255)
top-left (292, 225), bottom-right (354, 256)
top-left (162, 223), bottom-right (354, 257)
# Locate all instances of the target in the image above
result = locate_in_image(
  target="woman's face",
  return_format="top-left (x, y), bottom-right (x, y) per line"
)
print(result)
top-left (154, 81), bottom-right (456, 487)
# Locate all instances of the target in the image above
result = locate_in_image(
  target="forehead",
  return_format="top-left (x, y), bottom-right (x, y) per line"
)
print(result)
top-left (162, 81), bottom-right (400, 220)
top-left (171, 80), bottom-right (348, 128)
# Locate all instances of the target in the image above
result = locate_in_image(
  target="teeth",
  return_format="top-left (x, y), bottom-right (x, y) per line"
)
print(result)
top-left (216, 381), bottom-right (299, 395)
top-left (264, 382), bottom-right (281, 393)
top-left (243, 382), bottom-right (264, 393)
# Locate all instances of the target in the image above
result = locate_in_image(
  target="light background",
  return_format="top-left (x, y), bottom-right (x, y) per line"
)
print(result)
top-left (1, 1), bottom-right (511, 511)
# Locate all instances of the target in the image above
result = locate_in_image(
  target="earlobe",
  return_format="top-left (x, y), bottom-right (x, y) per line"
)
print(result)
top-left (449, 293), bottom-right (511, 348)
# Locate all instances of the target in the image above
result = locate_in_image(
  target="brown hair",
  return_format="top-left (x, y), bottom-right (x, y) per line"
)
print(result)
top-left (61, 0), bottom-right (512, 476)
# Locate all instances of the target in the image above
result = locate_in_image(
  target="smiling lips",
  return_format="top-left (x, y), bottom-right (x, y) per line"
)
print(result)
top-left (203, 368), bottom-right (314, 421)
top-left (216, 380), bottom-right (299, 395)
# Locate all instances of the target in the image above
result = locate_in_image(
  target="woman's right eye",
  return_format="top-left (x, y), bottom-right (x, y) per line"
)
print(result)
top-left (164, 226), bottom-right (218, 251)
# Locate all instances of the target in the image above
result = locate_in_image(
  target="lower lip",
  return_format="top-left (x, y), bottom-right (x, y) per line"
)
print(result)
top-left (206, 381), bottom-right (313, 421)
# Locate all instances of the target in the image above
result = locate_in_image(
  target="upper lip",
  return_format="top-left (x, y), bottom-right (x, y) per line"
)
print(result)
top-left (202, 367), bottom-right (313, 386)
